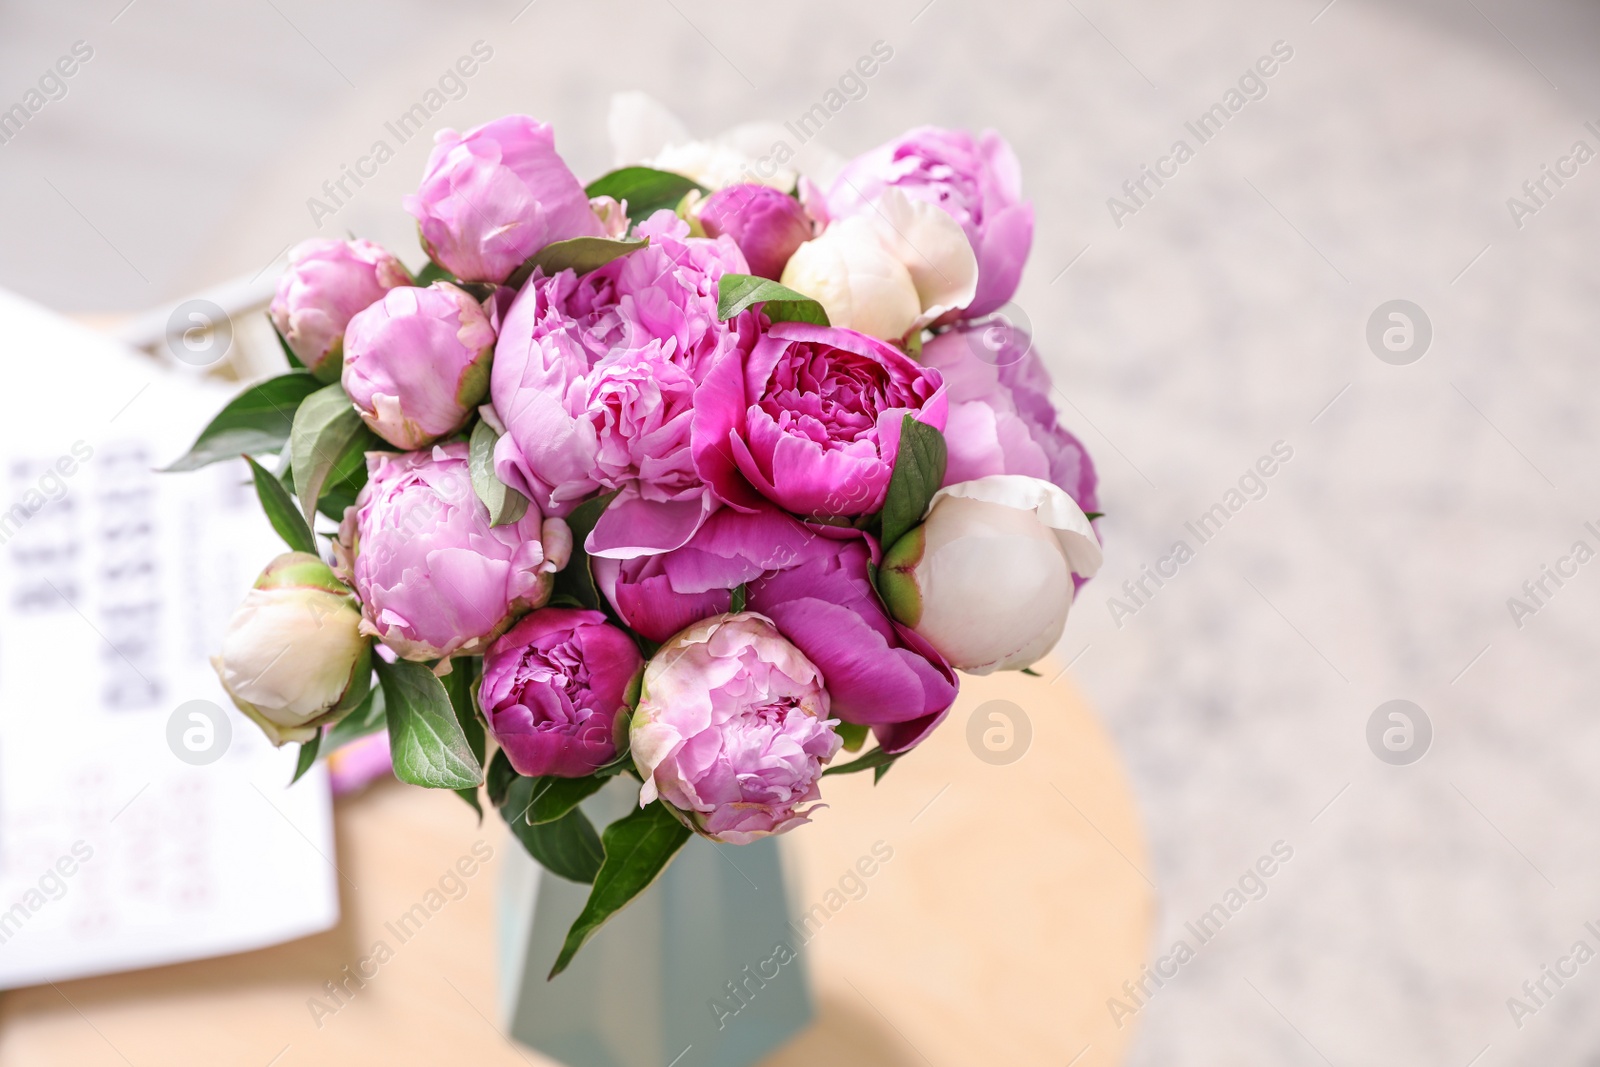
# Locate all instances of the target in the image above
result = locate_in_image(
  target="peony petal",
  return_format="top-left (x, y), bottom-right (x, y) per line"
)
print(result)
top-left (758, 597), bottom-right (954, 725)
top-left (931, 474), bottom-right (1102, 578)
top-left (968, 201), bottom-right (1033, 318)
top-left (868, 187), bottom-right (980, 324)
top-left (587, 490), bottom-right (715, 560)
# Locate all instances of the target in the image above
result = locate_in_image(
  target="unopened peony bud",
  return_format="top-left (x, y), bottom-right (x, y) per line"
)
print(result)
top-left (212, 552), bottom-right (372, 746)
top-left (342, 283), bottom-right (496, 450)
top-left (404, 115), bottom-right (603, 284)
top-left (269, 239), bottom-right (410, 381)
top-left (335, 445), bottom-right (571, 662)
top-left (697, 183), bottom-right (813, 280)
top-left (878, 475), bottom-right (1101, 674)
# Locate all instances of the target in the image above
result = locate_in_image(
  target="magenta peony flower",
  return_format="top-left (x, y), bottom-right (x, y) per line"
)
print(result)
top-left (269, 238), bottom-right (410, 380)
top-left (491, 212), bottom-right (758, 557)
top-left (342, 283), bottom-right (496, 450)
top-left (828, 127), bottom-right (1033, 318)
top-left (920, 324), bottom-right (1099, 514)
top-left (592, 505), bottom-right (822, 644)
top-left (631, 613), bottom-right (840, 843)
top-left (404, 115), bottom-right (603, 284)
top-left (696, 183), bottom-right (813, 281)
top-left (480, 608), bottom-right (643, 778)
top-left (747, 531), bottom-right (957, 753)
top-left (694, 321), bottom-right (947, 519)
top-left (595, 506), bottom-right (957, 753)
top-left (335, 444), bottom-right (570, 661)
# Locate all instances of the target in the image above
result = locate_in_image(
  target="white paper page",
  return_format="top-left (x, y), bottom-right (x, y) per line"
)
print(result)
top-left (0, 288), bottom-right (340, 989)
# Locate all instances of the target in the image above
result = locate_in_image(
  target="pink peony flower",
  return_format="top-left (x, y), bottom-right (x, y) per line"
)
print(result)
top-left (335, 444), bottom-right (570, 661)
top-left (828, 127), bottom-right (1033, 319)
top-left (404, 115), bottom-right (603, 284)
top-left (480, 608), bottom-right (643, 778)
top-left (920, 324), bottom-right (1099, 514)
top-left (696, 183), bottom-right (814, 281)
top-left (631, 613), bottom-right (840, 843)
top-left (490, 212), bottom-right (758, 557)
top-left (269, 238), bottom-right (410, 379)
top-left (595, 506), bottom-right (957, 753)
top-left (342, 283), bottom-right (496, 450)
top-left (694, 321), bottom-right (947, 519)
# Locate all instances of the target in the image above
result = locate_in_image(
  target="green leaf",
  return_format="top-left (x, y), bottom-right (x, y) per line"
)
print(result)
top-left (162, 373), bottom-right (322, 472)
top-left (502, 778), bottom-right (604, 884)
top-left (291, 383), bottom-right (371, 533)
top-left (514, 775), bottom-right (609, 826)
top-left (324, 684), bottom-right (385, 749)
top-left (877, 416), bottom-right (947, 553)
top-left (822, 745), bottom-right (899, 778)
top-left (874, 760), bottom-right (897, 784)
top-left (414, 260), bottom-right (454, 286)
top-left (243, 455), bottom-right (316, 554)
top-left (584, 166), bottom-right (704, 223)
top-left (316, 459), bottom-right (370, 522)
top-left (1084, 511), bottom-right (1104, 521)
top-left (468, 420), bottom-right (530, 527)
top-left (486, 748), bottom-right (518, 808)
top-left (378, 658), bottom-right (484, 790)
top-left (441, 659), bottom-right (486, 765)
top-left (835, 721), bottom-right (869, 753)
top-left (549, 801), bottom-right (692, 977)
top-left (716, 274), bottom-right (829, 326)
top-left (552, 492), bottom-right (617, 612)
top-left (290, 730), bottom-right (322, 785)
top-left (1020, 667), bottom-right (1042, 677)
top-left (455, 786), bottom-right (484, 819)
top-left (278, 435), bottom-right (371, 522)
top-left (506, 236), bottom-right (649, 290)
top-left (441, 659), bottom-right (486, 819)
top-left (729, 582), bottom-right (748, 615)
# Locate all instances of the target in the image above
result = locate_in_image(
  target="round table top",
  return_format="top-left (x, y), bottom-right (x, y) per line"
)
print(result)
top-left (0, 663), bottom-right (1152, 1066)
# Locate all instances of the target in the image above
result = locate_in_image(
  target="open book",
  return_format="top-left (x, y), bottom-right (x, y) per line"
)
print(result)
top-left (0, 289), bottom-right (339, 989)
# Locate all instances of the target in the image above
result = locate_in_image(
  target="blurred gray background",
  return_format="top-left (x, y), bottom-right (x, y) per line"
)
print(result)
top-left (5, 0), bottom-right (1600, 1063)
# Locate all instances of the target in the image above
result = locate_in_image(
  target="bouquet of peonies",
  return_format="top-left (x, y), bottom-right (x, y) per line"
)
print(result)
top-left (179, 110), bottom-right (1102, 976)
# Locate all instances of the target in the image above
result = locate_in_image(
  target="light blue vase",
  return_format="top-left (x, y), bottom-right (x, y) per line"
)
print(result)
top-left (498, 777), bottom-right (814, 1067)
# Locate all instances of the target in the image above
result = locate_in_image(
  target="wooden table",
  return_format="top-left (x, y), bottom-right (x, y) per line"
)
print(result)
top-left (0, 667), bottom-right (1152, 1066)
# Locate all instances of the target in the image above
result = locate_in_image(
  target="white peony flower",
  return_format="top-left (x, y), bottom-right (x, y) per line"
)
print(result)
top-left (878, 475), bottom-right (1101, 674)
top-left (607, 91), bottom-right (801, 192)
top-left (780, 217), bottom-right (922, 341)
top-left (779, 188), bottom-right (978, 341)
top-left (212, 553), bottom-right (371, 745)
